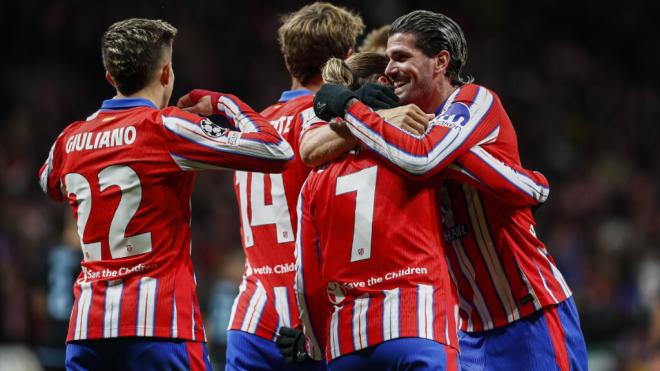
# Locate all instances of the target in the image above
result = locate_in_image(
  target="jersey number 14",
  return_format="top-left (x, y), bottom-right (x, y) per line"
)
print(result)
top-left (235, 172), bottom-right (294, 247)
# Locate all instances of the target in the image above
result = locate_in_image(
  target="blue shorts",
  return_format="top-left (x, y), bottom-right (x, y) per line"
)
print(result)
top-left (226, 330), bottom-right (326, 371)
top-left (459, 298), bottom-right (588, 371)
top-left (328, 338), bottom-right (459, 371)
top-left (66, 337), bottom-right (212, 371)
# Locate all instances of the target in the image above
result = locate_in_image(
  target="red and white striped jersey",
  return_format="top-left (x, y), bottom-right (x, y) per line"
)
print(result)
top-left (341, 83), bottom-right (571, 332)
top-left (228, 90), bottom-right (322, 340)
top-left (38, 96), bottom-right (293, 343)
top-left (295, 149), bottom-right (459, 361)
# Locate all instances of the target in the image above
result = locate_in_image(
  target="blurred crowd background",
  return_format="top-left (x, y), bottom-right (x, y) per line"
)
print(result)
top-left (1, 1), bottom-right (658, 370)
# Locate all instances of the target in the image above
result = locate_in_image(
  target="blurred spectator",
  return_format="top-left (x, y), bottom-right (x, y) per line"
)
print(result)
top-left (359, 25), bottom-right (391, 53)
top-left (34, 214), bottom-right (81, 371)
top-left (206, 249), bottom-right (245, 370)
top-left (0, 345), bottom-right (43, 371)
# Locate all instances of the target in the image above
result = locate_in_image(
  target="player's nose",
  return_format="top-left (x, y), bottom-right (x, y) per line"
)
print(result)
top-left (384, 59), bottom-right (397, 80)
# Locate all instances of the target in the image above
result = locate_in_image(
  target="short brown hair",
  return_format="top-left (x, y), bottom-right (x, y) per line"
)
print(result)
top-left (278, 2), bottom-right (365, 85)
top-left (359, 25), bottom-right (391, 53)
top-left (322, 52), bottom-right (389, 90)
top-left (102, 18), bottom-right (177, 95)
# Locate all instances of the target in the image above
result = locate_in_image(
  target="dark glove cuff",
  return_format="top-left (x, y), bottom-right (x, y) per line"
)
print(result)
top-left (314, 84), bottom-right (358, 121)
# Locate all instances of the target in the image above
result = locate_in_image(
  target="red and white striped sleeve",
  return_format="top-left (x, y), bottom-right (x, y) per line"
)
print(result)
top-left (447, 146), bottom-right (550, 206)
top-left (294, 177), bottom-right (329, 360)
top-left (38, 130), bottom-right (68, 202)
top-left (161, 94), bottom-right (294, 173)
top-left (343, 85), bottom-right (498, 178)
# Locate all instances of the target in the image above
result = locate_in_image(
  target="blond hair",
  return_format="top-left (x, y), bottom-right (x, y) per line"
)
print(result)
top-left (322, 52), bottom-right (389, 90)
top-left (359, 25), bottom-right (391, 53)
top-left (278, 2), bottom-right (365, 84)
top-left (102, 18), bottom-right (177, 95)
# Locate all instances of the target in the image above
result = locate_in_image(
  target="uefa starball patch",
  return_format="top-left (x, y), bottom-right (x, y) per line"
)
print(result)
top-left (200, 118), bottom-right (228, 138)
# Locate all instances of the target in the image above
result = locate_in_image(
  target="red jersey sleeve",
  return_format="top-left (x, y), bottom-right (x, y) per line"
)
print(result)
top-left (294, 178), bottom-right (330, 360)
top-left (299, 106), bottom-right (329, 144)
top-left (39, 129), bottom-right (71, 202)
top-left (343, 84), bottom-right (499, 179)
top-left (161, 94), bottom-right (294, 173)
top-left (447, 146), bottom-right (550, 206)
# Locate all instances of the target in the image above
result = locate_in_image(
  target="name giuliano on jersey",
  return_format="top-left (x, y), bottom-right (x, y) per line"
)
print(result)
top-left (39, 96), bottom-right (293, 343)
top-left (228, 90), bottom-right (321, 340)
top-left (295, 148), bottom-right (460, 361)
top-left (340, 83), bottom-right (570, 332)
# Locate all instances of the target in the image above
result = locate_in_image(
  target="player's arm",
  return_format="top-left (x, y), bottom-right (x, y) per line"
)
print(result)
top-left (315, 84), bottom-right (499, 178)
top-left (447, 146), bottom-right (550, 206)
top-left (299, 104), bottom-right (432, 167)
top-left (293, 178), bottom-right (328, 360)
top-left (38, 131), bottom-right (67, 202)
top-left (299, 119), bottom-right (357, 167)
top-left (164, 89), bottom-right (293, 173)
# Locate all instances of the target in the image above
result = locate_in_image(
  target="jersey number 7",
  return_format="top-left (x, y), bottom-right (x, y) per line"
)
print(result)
top-left (335, 166), bottom-right (377, 262)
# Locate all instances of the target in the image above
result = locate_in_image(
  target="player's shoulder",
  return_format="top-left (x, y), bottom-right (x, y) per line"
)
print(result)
top-left (55, 118), bottom-right (90, 141)
top-left (288, 94), bottom-right (314, 109)
top-left (264, 95), bottom-right (314, 116)
top-left (160, 106), bottom-right (203, 124)
top-left (453, 83), bottom-right (500, 107)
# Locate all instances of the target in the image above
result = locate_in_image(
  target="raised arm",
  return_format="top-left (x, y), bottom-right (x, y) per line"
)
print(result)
top-left (314, 84), bottom-right (499, 178)
top-left (300, 104), bottom-right (432, 167)
top-left (448, 146), bottom-right (550, 206)
top-left (343, 88), bottom-right (498, 177)
top-left (298, 104), bottom-right (358, 168)
top-left (166, 90), bottom-right (293, 173)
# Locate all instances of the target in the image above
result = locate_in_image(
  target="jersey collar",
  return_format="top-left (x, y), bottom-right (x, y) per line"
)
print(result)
top-left (100, 98), bottom-right (158, 110)
top-left (434, 86), bottom-right (463, 116)
top-left (278, 89), bottom-right (312, 103)
top-left (434, 101), bottom-right (448, 116)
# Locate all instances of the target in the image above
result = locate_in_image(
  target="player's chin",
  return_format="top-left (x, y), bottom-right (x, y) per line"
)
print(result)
top-left (396, 90), bottom-right (412, 105)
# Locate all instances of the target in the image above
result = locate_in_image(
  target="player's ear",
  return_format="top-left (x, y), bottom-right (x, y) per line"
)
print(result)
top-left (105, 72), bottom-right (117, 88)
top-left (342, 48), bottom-right (353, 60)
top-left (160, 62), bottom-right (172, 86)
top-left (283, 57), bottom-right (292, 74)
top-left (434, 50), bottom-right (450, 76)
top-left (377, 75), bottom-right (391, 87)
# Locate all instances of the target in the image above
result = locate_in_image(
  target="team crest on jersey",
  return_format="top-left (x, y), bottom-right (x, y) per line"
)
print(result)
top-left (327, 281), bottom-right (347, 305)
top-left (200, 118), bottom-right (227, 138)
top-left (433, 102), bottom-right (470, 130)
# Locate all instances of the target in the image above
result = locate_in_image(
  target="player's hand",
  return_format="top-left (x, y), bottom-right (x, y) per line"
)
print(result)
top-left (376, 104), bottom-right (434, 135)
top-left (313, 84), bottom-right (358, 122)
top-left (275, 326), bottom-right (311, 363)
top-left (355, 82), bottom-right (399, 110)
top-left (177, 89), bottom-right (222, 116)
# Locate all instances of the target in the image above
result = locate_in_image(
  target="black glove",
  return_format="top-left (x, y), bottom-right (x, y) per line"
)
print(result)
top-left (275, 326), bottom-right (311, 363)
top-left (355, 82), bottom-right (399, 110)
top-left (314, 84), bottom-right (358, 122)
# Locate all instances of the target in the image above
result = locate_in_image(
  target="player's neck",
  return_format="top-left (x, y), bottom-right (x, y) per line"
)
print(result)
top-left (421, 81), bottom-right (459, 114)
top-left (115, 84), bottom-right (165, 109)
top-left (290, 75), bottom-right (323, 94)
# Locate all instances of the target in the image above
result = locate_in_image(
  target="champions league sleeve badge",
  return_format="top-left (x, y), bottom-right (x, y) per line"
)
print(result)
top-left (200, 118), bottom-right (228, 138)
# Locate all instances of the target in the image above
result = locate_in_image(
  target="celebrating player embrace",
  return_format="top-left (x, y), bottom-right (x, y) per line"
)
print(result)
top-left (305, 9), bottom-right (588, 371)
top-left (37, 7), bottom-right (590, 371)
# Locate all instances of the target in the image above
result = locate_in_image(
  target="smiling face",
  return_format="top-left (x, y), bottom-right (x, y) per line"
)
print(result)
top-left (386, 32), bottom-right (462, 116)
top-left (385, 32), bottom-right (447, 113)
